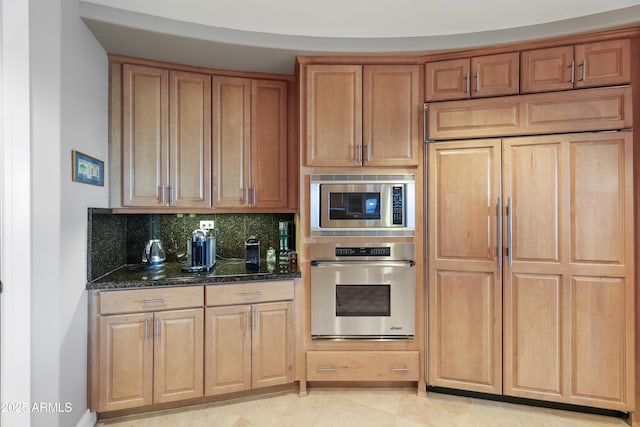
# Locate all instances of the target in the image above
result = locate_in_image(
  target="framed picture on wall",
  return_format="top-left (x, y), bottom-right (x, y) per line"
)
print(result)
top-left (72, 150), bottom-right (104, 186)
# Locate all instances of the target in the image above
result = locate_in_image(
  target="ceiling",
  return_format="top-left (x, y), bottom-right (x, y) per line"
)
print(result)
top-left (80, 0), bottom-right (640, 74)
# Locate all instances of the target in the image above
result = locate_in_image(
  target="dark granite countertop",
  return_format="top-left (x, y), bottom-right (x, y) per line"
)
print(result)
top-left (87, 259), bottom-right (301, 290)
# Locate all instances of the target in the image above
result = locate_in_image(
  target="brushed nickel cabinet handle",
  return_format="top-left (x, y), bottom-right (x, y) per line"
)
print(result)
top-left (581, 59), bottom-right (586, 81)
top-left (465, 72), bottom-right (470, 95)
top-left (159, 186), bottom-right (166, 205)
top-left (137, 298), bottom-right (166, 304)
top-left (252, 187), bottom-right (256, 205)
top-left (570, 60), bottom-right (575, 84)
top-left (390, 367), bottom-right (410, 372)
top-left (475, 72), bottom-right (480, 92)
top-left (356, 144), bottom-right (362, 164)
top-left (365, 144), bottom-right (371, 162)
top-left (144, 319), bottom-right (149, 341)
top-left (156, 317), bottom-right (161, 340)
top-left (497, 198), bottom-right (503, 267)
top-left (240, 291), bottom-right (262, 297)
top-left (507, 196), bottom-right (513, 267)
top-left (317, 367), bottom-right (337, 372)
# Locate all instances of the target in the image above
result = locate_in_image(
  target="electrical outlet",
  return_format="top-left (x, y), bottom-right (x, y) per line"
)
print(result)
top-left (199, 220), bottom-right (215, 230)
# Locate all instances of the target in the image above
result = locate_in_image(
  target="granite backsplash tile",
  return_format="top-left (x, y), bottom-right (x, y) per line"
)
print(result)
top-left (88, 209), bottom-right (295, 281)
top-left (88, 208), bottom-right (127, 281)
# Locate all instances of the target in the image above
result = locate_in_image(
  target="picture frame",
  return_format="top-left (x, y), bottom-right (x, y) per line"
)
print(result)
top-left (72, 150), bottom-right (104, 186)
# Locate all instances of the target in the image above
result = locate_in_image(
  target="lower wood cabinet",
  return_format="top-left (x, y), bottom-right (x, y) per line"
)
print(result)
top-left (97, 308), bottom-right (203, 412)
top-left (306, 351), bottom-right (419, 382)
top-left (204, 300), bottom-right (294, 396)
top-left (90, 281), bottom-right (296, 413)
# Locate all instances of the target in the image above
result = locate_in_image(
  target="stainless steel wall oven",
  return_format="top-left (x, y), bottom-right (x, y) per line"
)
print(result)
top-left (310, 242), bottom-right (415, 339)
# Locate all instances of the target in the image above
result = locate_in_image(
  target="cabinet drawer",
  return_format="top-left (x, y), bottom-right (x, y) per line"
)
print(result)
top-left (206, 281), bottom-right (294, 306)
top-left (306, 351), bottom-right (419, 381)
top-left (98, 286), bottom-right (203, 314)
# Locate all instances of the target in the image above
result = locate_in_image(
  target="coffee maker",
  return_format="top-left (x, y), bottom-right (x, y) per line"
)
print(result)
top-left (245, 236), bottom-right (260, 271)
top-left (182, 229), bottom-right (216, 272)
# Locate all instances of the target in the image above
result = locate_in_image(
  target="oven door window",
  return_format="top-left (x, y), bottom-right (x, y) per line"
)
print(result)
top-left (335, 284), bottom-right (390, 317)
top-left (329, 192), bottom-right (380, 220)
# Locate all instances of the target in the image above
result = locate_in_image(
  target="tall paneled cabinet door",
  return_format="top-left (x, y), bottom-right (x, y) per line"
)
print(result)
top-left (305, 65), bottom-right (362, 166)
top-left (363, 65), bottom-right (420, 166)
top-left (425, 52), bottom-right (519, 101)
top-left (427, 139), bottom-right (503, 394)
top-left (121, 64), bottom-right (211, 208)
top-left (212, 77), bottom-right (289, 208)
top-left (520, 39), bottom-right (631, 93)
top-left (250, 80), bottom-right (289, 208)
top-left (305, 64), bottom-right (420, 167)
top-left (502, 132), bottom-right (635, 411)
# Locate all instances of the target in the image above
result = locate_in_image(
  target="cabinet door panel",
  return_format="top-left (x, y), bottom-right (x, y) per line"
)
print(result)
top-left (430, 141), bottom-right (501, 261)
top-left (122, 64), bottom-right (168, 206)
top-left (570, 276), bottom-right (631, 409)
top-left (98, 313), bottom-right (153, 412)
top-left (204, 306), bottom-right (251, 396)
top-left (504, 139), bottom-right (562, 263)
top-left (430, 271), bottom-right (501, 393)
top-left (154, 309), bottom-right (203, 403)
top-left (570, 136), bottom-right (629, 266)
top-left (252, 301), bottom-right (293, 389)
top-left (574, 39), bottom-right (630, 88)
top-left (212, 76), bottom-right (251, 207)
top-left (520, 46), bottom-right (574, 93)
top-left (169, 71), bottom-right (211, 208)
top-left (251, 80), bottom-right (288, 208)
top-left (305, 65), bottom-right (362, 166)
top-left (425, 58), bottom-right (470, 101)
top-left (363, 65), bottom-right (420, 166)
top-left (504, 274), bottom-right (564, 399)
top-left (428, 140), bottom-right (502, 394)
top-left (471, 52), bottom-right (519, 98)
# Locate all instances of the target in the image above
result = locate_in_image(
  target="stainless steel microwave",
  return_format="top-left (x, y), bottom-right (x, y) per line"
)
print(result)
top-left (310, 174), bottom-right (415, 236)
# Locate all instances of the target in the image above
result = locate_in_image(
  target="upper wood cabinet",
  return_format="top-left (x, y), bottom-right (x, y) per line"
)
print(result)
top-left (426, 86), bottom-right (632, 141)
top-left (425, 52), bottom-right (519, 101)
top-left (212, 77), bottom-right (289, 209)
top-left (121, 64), bottom-right (212, 208)
top-left (520, 39), bottom-right (631, 93)
top-left (305, 64), bottom-right (420, 167)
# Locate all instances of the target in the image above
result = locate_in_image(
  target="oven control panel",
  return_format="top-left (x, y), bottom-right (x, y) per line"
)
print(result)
top-left (335, 247), bottom-right (391, 257)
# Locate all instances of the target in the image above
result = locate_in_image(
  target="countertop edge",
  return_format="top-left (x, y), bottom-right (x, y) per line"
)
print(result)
top-left (86, 271), bottom-right (301, 291)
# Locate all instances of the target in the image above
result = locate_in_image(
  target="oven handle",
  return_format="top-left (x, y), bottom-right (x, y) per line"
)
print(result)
top-left (310, 260), bottom-right (415, 267)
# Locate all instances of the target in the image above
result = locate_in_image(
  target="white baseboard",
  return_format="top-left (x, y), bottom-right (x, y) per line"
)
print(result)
top-left (76, 410), bottom-right (97, 427)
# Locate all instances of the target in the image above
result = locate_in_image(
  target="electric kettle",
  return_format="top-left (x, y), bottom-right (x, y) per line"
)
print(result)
top-left (142, 239), bottom-right (166, 268)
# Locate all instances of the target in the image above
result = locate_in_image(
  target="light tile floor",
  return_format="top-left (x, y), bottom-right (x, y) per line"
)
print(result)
top-left (95, 388), bottom-right (633, 427)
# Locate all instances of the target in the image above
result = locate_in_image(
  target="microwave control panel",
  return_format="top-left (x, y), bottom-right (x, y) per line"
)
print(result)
top-left (392, 186), bottom-right (404, 225)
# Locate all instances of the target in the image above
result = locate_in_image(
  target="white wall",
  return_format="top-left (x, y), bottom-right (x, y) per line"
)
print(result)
top-left (1, 0), bottom-right (33, 426)
top-left (29, 0), bottom-right (108, 425)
